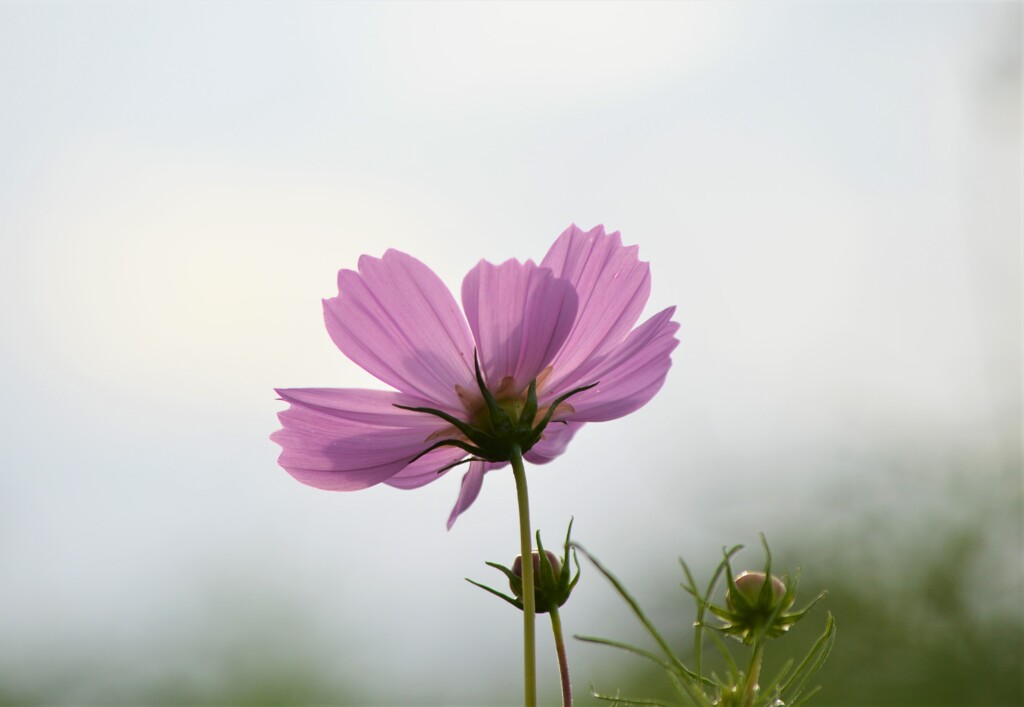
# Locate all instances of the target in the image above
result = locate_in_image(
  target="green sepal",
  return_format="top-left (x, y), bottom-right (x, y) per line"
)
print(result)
top-left (473, 351), bottom-right (510, 434)
top-left (533, 517), bottom-right (581, 613)
top-left (401, 436), bottom-right (486, 465)
top-left (466, 520), bottom-right (580, 615)
top-left (465, 577), bottom-right (523, 611)
top-left (394, 349), bottom-right (599, 464)
top-left (391, 403), bottom-right (480, 442)
top-left (521, 379), bottom-right (539, 433)
top-left (532, 381), bottom-right (599, 436)
top-left (714, 535), bottom-right (823, 643)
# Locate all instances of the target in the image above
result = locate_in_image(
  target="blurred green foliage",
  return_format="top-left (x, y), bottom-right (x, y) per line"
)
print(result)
top-left (0, 666), bottom-right (357, 706)
top-left (582, 470), bottom-right (1023, 707)
top-left (3, 460), bottom-right (1019, 707)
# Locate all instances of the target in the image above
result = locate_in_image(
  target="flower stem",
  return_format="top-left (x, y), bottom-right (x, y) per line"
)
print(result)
top-left (549, 606), bottom-right (572, 707)
top-left (742, 640), bottom-right (765, 707)
top-left (510, 445), bottom-right (536, 707)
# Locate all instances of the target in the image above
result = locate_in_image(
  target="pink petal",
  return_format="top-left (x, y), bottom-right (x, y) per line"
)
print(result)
top-left (541, 225), bottom-right (652, 392)
top-left (461, 259), bottom-right (578, 392)
top-left (271, 390), bottom-right (446, 491)
top-left (446, 460), bottom-right (502, 530)
top-left (323, 249), bottom-right (475, 409)
top-left (523, 421), bottom-right (585, 464)
top-left (383, 445), bottom-right (471, 490)
top-left (558, 307), bottom-right (679, 422)
top-left (276, 388), bottom-right (447, 428)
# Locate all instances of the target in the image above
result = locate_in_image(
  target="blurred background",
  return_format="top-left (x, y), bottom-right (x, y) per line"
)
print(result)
top-left (0, 2), bottom-right (1019, 705)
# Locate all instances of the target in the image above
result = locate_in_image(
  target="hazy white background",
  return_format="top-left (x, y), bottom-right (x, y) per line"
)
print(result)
top-left (0, 2), bottom-right (1019, 704)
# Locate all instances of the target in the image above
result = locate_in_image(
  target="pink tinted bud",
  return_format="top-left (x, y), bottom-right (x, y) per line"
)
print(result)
top-left (512, 550), bottom-right (563, 582)
top-left (729, 571), bottom-right (788, 610)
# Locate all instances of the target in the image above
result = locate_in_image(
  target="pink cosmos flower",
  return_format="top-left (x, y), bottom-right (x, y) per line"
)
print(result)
top-left (272, 225), bottom-right (679, 528)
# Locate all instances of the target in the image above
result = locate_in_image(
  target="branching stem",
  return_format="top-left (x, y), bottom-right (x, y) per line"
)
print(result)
top-left (549, 606), bottom-right (572, 706)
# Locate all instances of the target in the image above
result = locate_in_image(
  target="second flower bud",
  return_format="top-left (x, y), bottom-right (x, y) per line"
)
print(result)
top-left (466, 520), bottom-right (580, 614)
top-left (511, 550), bottom-right (565, 613)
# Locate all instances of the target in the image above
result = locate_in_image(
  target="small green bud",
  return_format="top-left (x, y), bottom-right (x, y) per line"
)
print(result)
top-left (716, 570), bottom-right (797, 643)
top-left (727, 571), bottom-right (790, 612)
top-left (512, 550), bottom-right (563, 584)
top-left (466, 520), bottom-right (580, 614)
top-left (709, 537), bottom-right (826, 644)
top-left (511, 549), bottom-right (571, 613)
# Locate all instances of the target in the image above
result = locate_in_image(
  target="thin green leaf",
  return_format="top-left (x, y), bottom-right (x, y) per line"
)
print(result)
top-left (574, 544), bottom-right (702, 684)
top-left (573, 635), bottom-right (672, 672)
top-left (758, 657), bottom-right (794, 701)
top-left (783, 613), bottom-right (836, 704)
top-left (678, 557), bottom-right (705, 682)
top-left (705, 627), bottom-right (740, 680)
top-left (590, 690), bottom-right (674, 707)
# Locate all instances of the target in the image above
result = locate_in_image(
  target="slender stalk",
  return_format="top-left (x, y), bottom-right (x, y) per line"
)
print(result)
top-left (510, 446), bottom-right (536, 707)
top-left (742, 640), bottom-right (765, 707)
top-left (549, 606), bottom-right (572, 707)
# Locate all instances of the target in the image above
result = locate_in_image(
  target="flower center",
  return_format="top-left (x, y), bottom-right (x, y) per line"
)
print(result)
top-left (460, 375), bottom-right (534, 431)
top-left (394, 354), bottom-right (597, 467)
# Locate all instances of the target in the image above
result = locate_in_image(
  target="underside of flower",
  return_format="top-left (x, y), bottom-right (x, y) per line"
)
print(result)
top-left (271, 224), bottom-right (680, 527)
top-left (396, 353), bottom-right (598, 464)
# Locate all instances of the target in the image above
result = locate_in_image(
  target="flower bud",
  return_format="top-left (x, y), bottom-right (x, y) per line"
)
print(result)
top-left (727, 571), bottom-right (789, 612)
top-left (510, 550), bottom-right (567, 613)
top-left (707, 537), bottom-right (827, 645)
top-left (713, 569), bottom-right (800, 643)
top-left (466, 521), bottom-right (580, 614)
top-left (511, 550), bottom-right (563, 584)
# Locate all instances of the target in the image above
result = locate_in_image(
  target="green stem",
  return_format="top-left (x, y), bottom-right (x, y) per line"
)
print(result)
top-left (511, 446), bottom-right (536, 707)
top-left (743, 640), bottom-right (765, 707)
top-left (549, 606), bottom-right (572, 707)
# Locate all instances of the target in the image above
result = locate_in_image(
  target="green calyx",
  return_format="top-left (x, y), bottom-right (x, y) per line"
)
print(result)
top-left (395, 353), bottom-right (596, 466)
top-left (467, 519), bottom-right (581, 614)
top-left (709, 535), bottom-right (826, 644)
